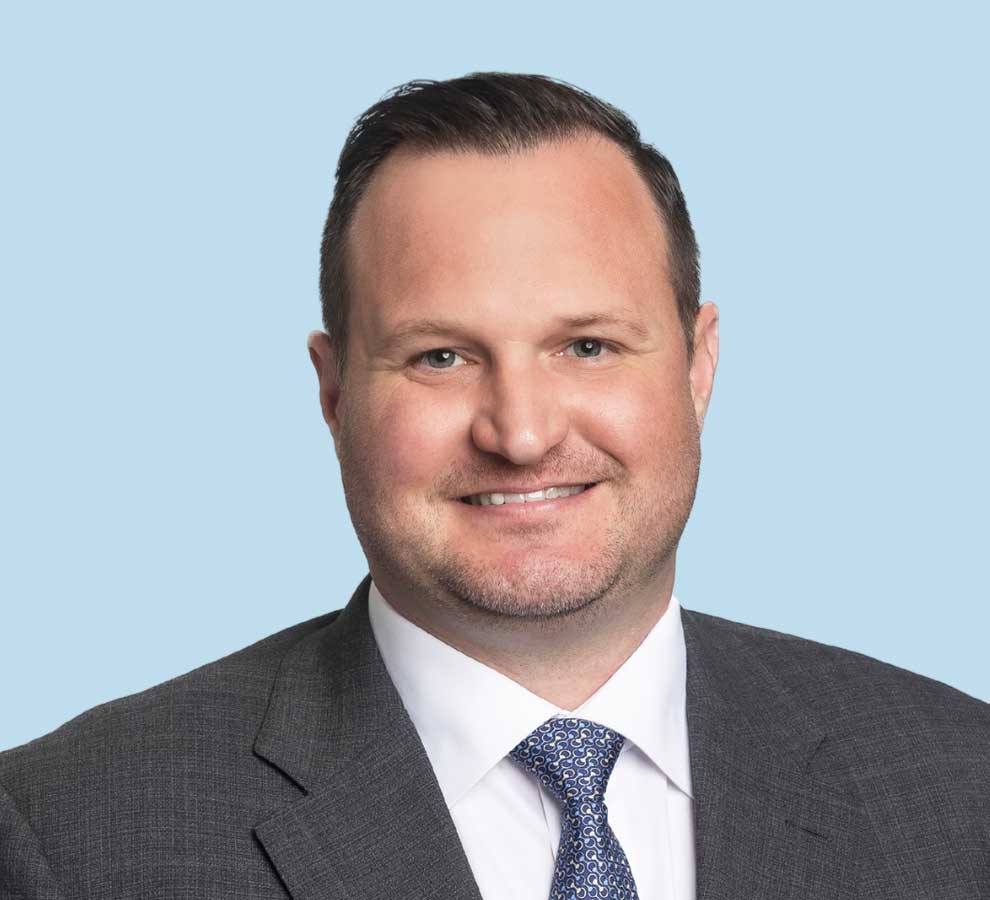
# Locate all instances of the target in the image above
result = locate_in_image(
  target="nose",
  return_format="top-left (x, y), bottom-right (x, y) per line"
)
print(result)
top-left (470, 357), bottom-right (570, 466)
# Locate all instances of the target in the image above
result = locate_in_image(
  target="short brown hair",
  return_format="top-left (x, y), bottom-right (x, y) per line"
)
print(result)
top-left (319, 72), bottom-right (700, 380)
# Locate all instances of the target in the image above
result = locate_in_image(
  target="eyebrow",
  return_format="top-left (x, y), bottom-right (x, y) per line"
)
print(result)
top-left (556, 313), bottom-right (651, 341)
top-left (376, 311), bottom-right (652, 355)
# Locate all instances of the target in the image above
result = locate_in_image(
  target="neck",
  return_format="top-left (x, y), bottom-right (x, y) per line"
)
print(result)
top-left (374, 566), bottom-right (675, 710)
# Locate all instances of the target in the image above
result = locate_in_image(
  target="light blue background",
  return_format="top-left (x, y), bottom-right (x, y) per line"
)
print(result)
top-left (2, 1), bottom-right (987, 752)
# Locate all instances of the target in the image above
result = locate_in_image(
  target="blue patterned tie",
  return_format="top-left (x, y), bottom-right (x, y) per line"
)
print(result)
top-left (510, 717), bottom-right (640, 900)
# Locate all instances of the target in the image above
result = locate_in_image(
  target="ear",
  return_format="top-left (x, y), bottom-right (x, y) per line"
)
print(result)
top-left (688, 301), bottom-right (719, 431)
top-left (307, 330), bottom-right (343, 446)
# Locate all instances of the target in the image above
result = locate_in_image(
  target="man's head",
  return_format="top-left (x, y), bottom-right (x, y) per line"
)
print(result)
top-left (308, 72), bottom-right (718, 631)
top-left (319, 73), bottom-right (703, 385)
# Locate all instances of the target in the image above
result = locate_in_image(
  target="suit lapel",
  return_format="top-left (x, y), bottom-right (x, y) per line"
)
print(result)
top-left (250, 577), bottom-right (871, 899)
top-left (252, 576), bottom-right (483, 900)
top-left (682, 608), bottom-right (868, 900)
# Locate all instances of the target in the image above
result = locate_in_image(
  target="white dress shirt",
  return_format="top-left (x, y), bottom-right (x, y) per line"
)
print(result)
top-left (367, 580), bottom-right (696, 900)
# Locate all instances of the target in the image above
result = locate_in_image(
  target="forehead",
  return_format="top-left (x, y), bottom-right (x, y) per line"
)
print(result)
top-left (347, 133), bottom-right (673, 333)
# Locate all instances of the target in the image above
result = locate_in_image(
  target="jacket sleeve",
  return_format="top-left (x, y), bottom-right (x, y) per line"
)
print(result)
top-left (0, 781), bottom-right (66, 900)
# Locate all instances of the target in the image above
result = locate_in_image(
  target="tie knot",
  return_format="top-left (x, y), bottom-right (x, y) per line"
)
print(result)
top-left (509, 717), bottom-right (626, 809)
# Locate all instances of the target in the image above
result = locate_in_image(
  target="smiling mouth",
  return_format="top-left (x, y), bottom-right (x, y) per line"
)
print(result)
top-left (459, 483), bottom-right (597, 506)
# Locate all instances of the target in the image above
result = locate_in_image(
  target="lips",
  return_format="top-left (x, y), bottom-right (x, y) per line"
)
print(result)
top-left (459, 483), bottom-right (596, 506)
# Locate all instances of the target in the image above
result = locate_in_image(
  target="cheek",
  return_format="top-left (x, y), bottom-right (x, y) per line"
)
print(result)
top-left (362, 384), bottom-right (467, 490)
top-left (573, 370), bottom-right (691, 465)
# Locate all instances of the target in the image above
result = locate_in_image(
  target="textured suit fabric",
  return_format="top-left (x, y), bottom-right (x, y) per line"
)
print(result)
top-left (1, 575), bottom-right (988, 899)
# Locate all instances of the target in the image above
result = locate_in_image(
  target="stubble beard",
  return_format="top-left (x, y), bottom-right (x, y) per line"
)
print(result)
top-left (337, 421), bottom-right (701, 626)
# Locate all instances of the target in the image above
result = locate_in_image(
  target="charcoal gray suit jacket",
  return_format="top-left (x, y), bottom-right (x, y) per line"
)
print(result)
top-left (2, 575), bottom-right (988, 899)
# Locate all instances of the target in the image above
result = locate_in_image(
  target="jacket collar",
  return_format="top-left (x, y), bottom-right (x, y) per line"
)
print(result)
top-left (252, 578), bottom-right (867, 900)
top-left (681, 608), bottom-right (867, 899)
top-left (252, 575), bottom-right (483, 900)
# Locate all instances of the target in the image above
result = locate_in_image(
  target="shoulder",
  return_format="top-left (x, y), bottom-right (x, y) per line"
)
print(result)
top-left (683, 607), bottom-right (990, 773)
top-left (0, 610), bottom-right (341, 815)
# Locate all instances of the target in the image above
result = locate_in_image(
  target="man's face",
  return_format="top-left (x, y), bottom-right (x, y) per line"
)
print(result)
top-left (311, 133), bottom-right (718, 622)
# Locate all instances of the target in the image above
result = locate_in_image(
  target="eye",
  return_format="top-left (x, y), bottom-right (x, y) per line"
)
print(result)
top-left (564, 338), bottom-right (609, 359)
top-left (415, 348), bottom-right (465, 370)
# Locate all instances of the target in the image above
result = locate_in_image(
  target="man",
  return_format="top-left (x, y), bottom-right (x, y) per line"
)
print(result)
top-left (1, 72), bottom-right (987, 900)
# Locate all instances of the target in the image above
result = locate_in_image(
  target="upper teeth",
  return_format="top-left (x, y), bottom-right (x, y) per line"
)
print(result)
top-left (465, 484), bottom-right (590, 506)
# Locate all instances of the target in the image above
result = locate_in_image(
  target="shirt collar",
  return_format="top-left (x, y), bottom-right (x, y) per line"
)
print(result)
top-left (367, 580), bottom-right (692, 807)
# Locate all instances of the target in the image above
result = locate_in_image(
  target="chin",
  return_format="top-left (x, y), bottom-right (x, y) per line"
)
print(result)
top-left (430, 551), bottom-right (622, 620)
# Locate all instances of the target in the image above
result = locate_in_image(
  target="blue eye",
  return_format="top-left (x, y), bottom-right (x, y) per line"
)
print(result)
top-left (420, 348), bottom-right (463, 369)
top-left (569, 339), bottom-right (604, 358)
